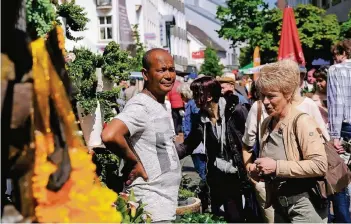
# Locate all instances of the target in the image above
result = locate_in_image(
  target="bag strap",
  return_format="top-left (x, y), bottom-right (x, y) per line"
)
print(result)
top-left (293, 113), bottom-right (308, 160)
top-left (256, 100), bottom-right (262, 146)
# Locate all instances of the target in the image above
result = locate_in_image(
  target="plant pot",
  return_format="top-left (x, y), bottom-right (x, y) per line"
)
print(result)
top-left (77, 101), bottom-right (103, 147)
top-left (176, 197), bottom-right (201, 215)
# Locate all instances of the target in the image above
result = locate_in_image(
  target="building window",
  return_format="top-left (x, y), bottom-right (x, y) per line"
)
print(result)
top-left (311, 0), bottom-right (318, 6)
top-left (97, 0), bottom-right (112, 6)
top-left (99, 16), bottom-right (113, 40)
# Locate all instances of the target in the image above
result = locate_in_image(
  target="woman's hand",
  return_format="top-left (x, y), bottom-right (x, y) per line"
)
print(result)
top-left (254, 157), bottom-right (277, 175)
top-left (247, 163), bottom-right (260, 183)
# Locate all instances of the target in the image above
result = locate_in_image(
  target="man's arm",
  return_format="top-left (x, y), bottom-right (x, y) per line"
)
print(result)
top-left (101, 119), bottom-right (148, 185)
top-left (327, 66), bottom-right (345, 151)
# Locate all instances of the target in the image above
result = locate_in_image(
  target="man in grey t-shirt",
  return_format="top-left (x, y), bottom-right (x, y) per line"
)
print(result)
top-left (102, 48), bottom-right (181, 222)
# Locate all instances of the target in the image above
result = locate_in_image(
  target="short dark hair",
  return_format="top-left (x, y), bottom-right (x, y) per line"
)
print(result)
top-left (313, 66), bottom-right (329, 80)
top-left (142, 48), bottom-right (168, 71)
top-left (130, 78), bottom-right (136, 86)
top-left (331, 39), bottom-right (351, 59)
top-left (190, 76), bottom-right (221, 104)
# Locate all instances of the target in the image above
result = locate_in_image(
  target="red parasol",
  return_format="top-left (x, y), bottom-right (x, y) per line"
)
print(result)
top-left (278, 7), bottom-right (305, 65)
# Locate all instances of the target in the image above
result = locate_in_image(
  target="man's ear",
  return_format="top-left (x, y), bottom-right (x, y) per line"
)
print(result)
top-left (142, 68), bottom-right (148, 82)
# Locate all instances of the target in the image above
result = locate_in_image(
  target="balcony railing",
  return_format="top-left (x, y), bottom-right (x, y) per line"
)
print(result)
top-left (96, 0), bottom-right (112, 9)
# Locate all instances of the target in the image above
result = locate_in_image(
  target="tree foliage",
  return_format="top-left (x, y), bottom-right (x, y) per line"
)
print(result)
top-left (239, 46), bottom-right (254, 67)
top-left (130, 24), bottom-right (145, 71)
top-left (67, 48), bottom-right (99, 115)
top-left (26, 0), bottom-right (57, 37)
top-left (26, 0), bottom-right (89, 40)
top-left (56, 0), bottom-right (89, 41)
top-left (102, 41), bottom-right (133, 83)
top-left (199, 48), bottom-right (224, 77)
top-left (218, 2), bottom-right (341, 66)
top-left (341, 10), bottom-right (351, 39)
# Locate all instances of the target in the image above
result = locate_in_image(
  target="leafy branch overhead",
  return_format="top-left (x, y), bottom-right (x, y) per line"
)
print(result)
top-left (218, 2), bottom-right (342, 65)
top-left (56, 0), bottom-right (89, 41)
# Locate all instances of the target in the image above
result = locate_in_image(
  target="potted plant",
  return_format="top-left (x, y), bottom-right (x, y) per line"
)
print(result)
top-left (176, 174), bottom-right (201, 215)
top-left (67, 47), bottom-right (104, 147)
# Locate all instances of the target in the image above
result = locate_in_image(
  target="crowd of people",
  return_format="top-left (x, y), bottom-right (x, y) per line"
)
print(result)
top-left (102, 40), bottom-right (351, 223)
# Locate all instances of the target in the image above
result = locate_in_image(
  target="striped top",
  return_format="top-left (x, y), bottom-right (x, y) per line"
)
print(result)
top-left (327, 59), bottom-right (351, 139)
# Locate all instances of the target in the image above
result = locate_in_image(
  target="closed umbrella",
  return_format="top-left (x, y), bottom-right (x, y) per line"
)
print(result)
top-left (278, 6), bottom-right (305, 65)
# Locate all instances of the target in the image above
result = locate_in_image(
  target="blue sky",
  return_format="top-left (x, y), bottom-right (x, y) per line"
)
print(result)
top-left (265, 0), bottom-right (277, 8)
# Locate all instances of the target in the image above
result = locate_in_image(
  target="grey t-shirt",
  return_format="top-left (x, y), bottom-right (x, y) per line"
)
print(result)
top-left (116, 93), bottom-right (181, 222)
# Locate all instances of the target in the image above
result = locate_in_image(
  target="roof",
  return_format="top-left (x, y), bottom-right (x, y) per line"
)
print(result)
top-left (186, 22), bottom-right (226, 52)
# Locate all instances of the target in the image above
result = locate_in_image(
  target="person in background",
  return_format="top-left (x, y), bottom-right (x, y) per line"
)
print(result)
top-left (303, 68), bottom-right (316, 93)
top-left (242, 60), bottom-right (330, 223)
top-left (327, 39), bottom-right (351, 223)
top-left (311, 66), bottom-right (328, 124)
top-left (124, 78), bottom-right (139, 101)
top-left (217, 76), bottom-right (249, 104)
top-left (101, 48), bottom-right (181, 222)
top-left (116, 80), bottom-right (128, 113)
top-left (167, 75), bottom-right (184, 135)
top-left (176, 77), bottom-right (261, 223)
top-left (293, 65), bottom-right (330, 140)
top-left (177, 82), bottom-right (206, 182)
top-left (177, 82), bottom-right (209, 211)
top-left (249, 60), bottom-right (327, 223)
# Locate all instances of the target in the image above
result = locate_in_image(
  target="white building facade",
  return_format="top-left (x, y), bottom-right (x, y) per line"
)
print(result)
top-left (62, 0), bottom-right (189, 72)
top-left (185, 0), bottom-right (239, 69)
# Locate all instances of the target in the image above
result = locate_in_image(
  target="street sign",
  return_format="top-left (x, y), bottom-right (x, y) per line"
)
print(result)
top-left (144, 33), bottom-right (156, 40)
top-left (192, 50), bottom-right (204, 59)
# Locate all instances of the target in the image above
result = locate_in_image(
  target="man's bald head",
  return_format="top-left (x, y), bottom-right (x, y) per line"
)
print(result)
top-left (142, 48), bottom-right (171, 71)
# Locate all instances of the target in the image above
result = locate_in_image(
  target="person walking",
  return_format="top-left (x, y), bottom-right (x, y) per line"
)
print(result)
top-left (101, 48), bottom-right (181, 222)
top-left (327, 39), bottom-right (351, 223)
top-left (176, 77), bottom-right (261, 223)
top-left (167, 76), bottom-right (184, 135)
top-left (124, 78), bottom-right (139, 101)
top-left (249, 60), bottom-right (327, 223)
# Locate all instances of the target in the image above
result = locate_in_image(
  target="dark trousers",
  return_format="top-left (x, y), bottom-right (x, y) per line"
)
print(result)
top-left (328, 122), bottom-right (351, 223)
top-left (208, 170), bottom-right (244, 223)
top-left (171, 108), bottom-right (183, 134)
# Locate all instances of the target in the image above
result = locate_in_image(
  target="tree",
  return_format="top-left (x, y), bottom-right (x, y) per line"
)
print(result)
top-left (102, 41), bottom-right (133, 83)
top-left (239, 46), bottom-right (253, 67)
top-left (220, 2), bottom-right (340, 66)
top-left (56, 0), bottom-right (89, 41)
top-left (199, 48), bottom-right (224, 77)
top-left (216, 0), bottom-right (269, 48)
top-left (130, 24), bottom-right (145, 71)
top-left (26, 0), bottom-right (89, 40)
top-left (341, 10), bottom-right (351, 39)
top-left (26, 0), bottom-right (57, 37)
top-left (67, 47), bottom-right (99, 115)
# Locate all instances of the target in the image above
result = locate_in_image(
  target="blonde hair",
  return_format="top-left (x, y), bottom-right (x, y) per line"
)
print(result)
top-left (177, 82), bottom-right (193, 100)
top-left (256, 59), bottom-right (300, 101)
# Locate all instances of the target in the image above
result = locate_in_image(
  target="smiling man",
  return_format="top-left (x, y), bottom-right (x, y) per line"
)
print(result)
top-left (101, 48), bottom-right (181, 222)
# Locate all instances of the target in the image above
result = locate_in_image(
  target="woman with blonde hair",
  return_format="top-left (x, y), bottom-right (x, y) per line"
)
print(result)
top-left (248, 60), bottom-right (327, 222)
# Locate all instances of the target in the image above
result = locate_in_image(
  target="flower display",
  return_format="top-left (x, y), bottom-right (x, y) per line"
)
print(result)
top-left (30, 27), bottom-right (122, 223)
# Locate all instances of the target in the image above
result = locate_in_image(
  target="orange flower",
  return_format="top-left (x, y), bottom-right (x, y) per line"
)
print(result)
top-left (31, 37), bottom-right (122, 223)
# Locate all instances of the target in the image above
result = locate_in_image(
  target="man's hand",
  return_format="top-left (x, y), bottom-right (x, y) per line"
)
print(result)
top-left (254, 157), bottom-right (277, 175)
top-left (123, 161), bottom-right (148, 186)
top-left (333, 138), bottom-right (345, 154)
